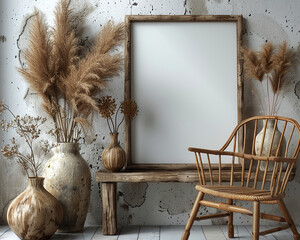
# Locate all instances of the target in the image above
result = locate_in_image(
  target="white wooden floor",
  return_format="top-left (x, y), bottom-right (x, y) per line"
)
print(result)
top-left (0, 225), bottom-right (298, 239)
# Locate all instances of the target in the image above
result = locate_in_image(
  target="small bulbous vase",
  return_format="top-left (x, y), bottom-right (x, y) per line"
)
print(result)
top-left (102, 132), bottom-right (126, 172)
top-left (7, 177), bottom-right (63, 240)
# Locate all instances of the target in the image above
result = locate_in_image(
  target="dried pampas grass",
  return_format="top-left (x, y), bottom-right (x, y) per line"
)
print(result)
top-left (18, 0), bottom-right (124, 142)
top-left (242, 41), bottom-right (294, 116)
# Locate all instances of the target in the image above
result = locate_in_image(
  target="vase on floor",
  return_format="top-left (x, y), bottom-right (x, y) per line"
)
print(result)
top-left (7, 177), bottom-right (63, 240)
top-left (44, 143), bottom-right (91, 232)
top-left (255, 119), bottom-right (285, 171)
top-left (102, 132), bottom-right (126, 172)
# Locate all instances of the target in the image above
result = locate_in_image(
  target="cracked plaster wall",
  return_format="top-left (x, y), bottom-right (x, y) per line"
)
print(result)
top-left (1, 0), bottom-right (300, 226)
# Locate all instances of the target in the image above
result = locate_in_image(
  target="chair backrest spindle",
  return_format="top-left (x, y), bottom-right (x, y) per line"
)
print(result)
top-left (190, 116), bottom-right (300, 198)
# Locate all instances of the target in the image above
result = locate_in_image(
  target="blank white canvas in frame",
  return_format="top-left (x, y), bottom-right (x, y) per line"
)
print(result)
top-left (131, 21), bottom-right (237, 164)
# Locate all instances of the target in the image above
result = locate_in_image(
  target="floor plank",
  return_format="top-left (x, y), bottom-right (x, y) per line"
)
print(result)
top-left (118, 225), bottom-right (140, 240)
top-left (235, 226), bottom-right (252, 240)
top-left (91, 227), bottom-right (119, 240)
top-left (220, 225), bottom-right (252, 240)
top-left (189, 225), bottom-right (206, 240)
top-left (0, 225), bottom-right (298, 239)
top-left (271, 228), bottom-right (293, 240)
top-left (160, 226), bottom-right (185, 240)
top-left (51, 226), bottom-right (98, 240)
top-left (138, 226), bottom-right (160, 240)
top-left (0, 229), bottom-right (19, 240)
top-left (245, 225), bottom-right (280, 240)
top-left (0, 226), bottom-right (9, 237)
top-left (202, 225), bottom-right (226, 240)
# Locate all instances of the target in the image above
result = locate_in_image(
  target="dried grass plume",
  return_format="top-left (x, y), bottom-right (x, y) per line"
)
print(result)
top-left (242, 41), bottom-right (295, 115)
top-left (18, 0), bottom-right (125, 142)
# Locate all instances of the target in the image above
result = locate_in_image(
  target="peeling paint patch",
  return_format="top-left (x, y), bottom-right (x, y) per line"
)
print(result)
top-left (185, 0), bottom-right (208, 15)
top-left (249, 14), bottom-right (289, 44)
top-left (122, 183), bottom-right (148, 208)
top-left (0, 36), bottom-right (7, 43)
top-left (158, 183), bottom-right (195, 215)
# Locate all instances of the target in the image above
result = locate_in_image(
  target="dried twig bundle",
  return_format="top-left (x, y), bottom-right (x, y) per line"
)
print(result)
top-left (242, 42), bottom-right (294, 115)
top-left (18, 0), bottom-right (124, 142)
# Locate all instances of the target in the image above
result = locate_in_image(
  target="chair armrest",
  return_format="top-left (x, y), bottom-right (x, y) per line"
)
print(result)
top-left (188, 147), bottom-right (295, 163)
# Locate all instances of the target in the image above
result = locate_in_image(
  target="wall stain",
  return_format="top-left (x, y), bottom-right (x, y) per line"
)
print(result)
top-left (121, 183), bottom-right (148, 208)
top-left (120, 203), bottom-right (129, 211)
top-left (0, 36), bottom-right (7, 43)
top-left (185, 0), bottom-right (208, 15)
top-left (249, 14), bottom-right (289, 44)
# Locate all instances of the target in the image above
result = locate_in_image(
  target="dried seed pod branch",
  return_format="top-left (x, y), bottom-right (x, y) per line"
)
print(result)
top-left (97, 96), bottom-right (138, 133)
top-left (0, 101), bottom-right (52, 177)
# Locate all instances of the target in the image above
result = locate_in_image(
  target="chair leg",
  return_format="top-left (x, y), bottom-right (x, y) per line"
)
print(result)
top-left (181, 191), bottom-right (204, 240)
top-left (227, 199), bottom-right (234, 238)
top-left (277, 199), bottom-right (300, 240)
top-left (252, 201), bottom-right (260, 240)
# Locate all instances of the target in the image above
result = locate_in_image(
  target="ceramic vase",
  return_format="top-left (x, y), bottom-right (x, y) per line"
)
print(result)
top-left (255, 119), bottom-right (285, 171)
top-left (7, 177), bottom-right (63, 240)
top-left (102, 132), bottom-right (126, 172)
top-left (44, 143), bottom-right (91, 232)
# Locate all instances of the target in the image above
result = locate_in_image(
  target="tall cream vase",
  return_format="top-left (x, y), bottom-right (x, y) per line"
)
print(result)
top-left (7, 177), bottom-right (63, 240)
top-left (255, 119), bottom-right (286, 171)
top-left (44, 143), bottom-right (91, 232)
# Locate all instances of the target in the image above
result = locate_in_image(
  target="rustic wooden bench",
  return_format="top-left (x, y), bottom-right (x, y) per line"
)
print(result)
top-left (96, 168), bottom-right (293, 235)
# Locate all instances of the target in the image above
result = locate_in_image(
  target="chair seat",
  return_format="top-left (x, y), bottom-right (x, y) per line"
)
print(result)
top-left (195, 184), bottom-right (284, 202)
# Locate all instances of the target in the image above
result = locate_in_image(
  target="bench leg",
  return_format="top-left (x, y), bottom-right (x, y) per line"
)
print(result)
top-left (227, 199), bottom-right (234, 238)
top-left (181, 191), bottom-right (204, 240)
top-left (102, 183), bottom-right (117, 235)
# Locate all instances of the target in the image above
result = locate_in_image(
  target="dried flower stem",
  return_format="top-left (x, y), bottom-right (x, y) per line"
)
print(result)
top-left (0, 101), bottom-right (52, 177)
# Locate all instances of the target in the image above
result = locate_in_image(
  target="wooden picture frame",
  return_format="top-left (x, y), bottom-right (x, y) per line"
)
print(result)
top-left (124, 15), bottom-right (243, 170)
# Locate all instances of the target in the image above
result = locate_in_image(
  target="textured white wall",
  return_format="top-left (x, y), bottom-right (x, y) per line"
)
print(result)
top-left (1, 0), bottom-right (300, 226)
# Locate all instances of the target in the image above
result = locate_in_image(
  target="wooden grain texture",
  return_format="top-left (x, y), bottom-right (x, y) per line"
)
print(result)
top-left (124, 14), bottom-right (243, 170)
top-left (252, 201), bottom-right (260, 240)
top-left (227, 199), bottom-right (234, 238)
top-left (102, 183), bottom-right (117, 235)
top-left (96, 169), bottom-right (293, 183)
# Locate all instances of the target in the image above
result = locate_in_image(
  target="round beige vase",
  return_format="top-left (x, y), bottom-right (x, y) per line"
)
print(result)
top-left (44, 143), bottom-right (91, 232)
top-left (255, 119), bottom-right (285, 171)
top-left (102, 132), bottom-right (126, 172)
top-left (7, 177), bottom-right (63, 240)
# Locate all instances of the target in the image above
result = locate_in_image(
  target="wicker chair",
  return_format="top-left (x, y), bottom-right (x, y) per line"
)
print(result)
top-left (181, 116), bottom-right (300, 240)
